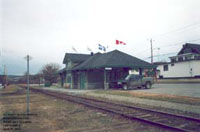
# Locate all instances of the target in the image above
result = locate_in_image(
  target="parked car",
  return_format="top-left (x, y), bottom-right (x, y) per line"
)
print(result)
top-left (111, 74), bottom-right (154, 90)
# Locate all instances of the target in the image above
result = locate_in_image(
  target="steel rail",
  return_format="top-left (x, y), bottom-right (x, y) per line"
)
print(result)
top-left (21, 86), bottom-right (200, 132)
top-left (52, 90), bottom-right (200, 122)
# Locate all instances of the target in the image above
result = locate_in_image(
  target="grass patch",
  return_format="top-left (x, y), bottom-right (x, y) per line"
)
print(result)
top-left (0, 85), bottom-right (164, 132)
top-left (0, 85), bottom-right (19, 94)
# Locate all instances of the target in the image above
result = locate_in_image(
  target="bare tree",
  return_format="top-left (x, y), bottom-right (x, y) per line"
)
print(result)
top-left (41, 63), bottom-right (60, 86)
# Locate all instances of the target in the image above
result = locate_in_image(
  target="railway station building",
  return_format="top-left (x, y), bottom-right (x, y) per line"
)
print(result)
top-left (58, 50), bottom-right (156, 89)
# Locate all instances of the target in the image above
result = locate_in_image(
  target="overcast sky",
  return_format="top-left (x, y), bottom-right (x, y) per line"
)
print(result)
top-left (1, 0), bottom-right (200, 75)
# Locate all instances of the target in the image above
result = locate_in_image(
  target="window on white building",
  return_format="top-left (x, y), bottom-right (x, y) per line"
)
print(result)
top-left (163, 65), bottom-right (168, 71)
top-left (171, 58), bottom-right (176, 62)
top-left (178, 57), bottom-right (183, 61)
top-left (185, 55), bottom-right (192, 60)
top-left (194, 55), bottom-right (200, 59)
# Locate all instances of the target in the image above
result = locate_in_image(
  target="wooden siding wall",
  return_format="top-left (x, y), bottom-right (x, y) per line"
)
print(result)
top-left (73, 72), bottom-right (78, 89)
top-left (87, 70), bottom-right (104, 89)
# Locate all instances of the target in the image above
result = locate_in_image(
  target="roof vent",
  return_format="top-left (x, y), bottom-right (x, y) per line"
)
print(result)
top-left (91, 52), bottom-right (94, 56)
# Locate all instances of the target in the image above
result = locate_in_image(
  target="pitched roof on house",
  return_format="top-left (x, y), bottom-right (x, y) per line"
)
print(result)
top-left (178, 43), bottom-right (200, 55)
top-left (72, 50), bottom-right (156, 71)
top-left (153, 62), bottom-right (169, 65)
top-left (63, 53), bottom-right (91, 64)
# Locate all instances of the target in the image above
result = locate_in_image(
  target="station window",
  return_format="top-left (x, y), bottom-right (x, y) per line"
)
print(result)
top-left (163, 65), bottom-right (168, 71)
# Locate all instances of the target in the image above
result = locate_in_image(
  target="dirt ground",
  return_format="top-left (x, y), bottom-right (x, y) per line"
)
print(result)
top-left (0, 85), bottom-right (172, 132)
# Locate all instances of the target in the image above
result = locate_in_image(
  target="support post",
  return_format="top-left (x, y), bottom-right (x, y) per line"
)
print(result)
top-left (104, 70), bottom-right (108, 90)
top-left (24, 55), bottom-right (31, 114)
top-left (85, 71), bottom-right (88, 89)
top-left (150, 39), bottom-right (153, 64)
top-left (27, 55), bottom-right (30, 114)
top-left (26, 55), bottom-right (30, 114)
top-left (139, 68), bottom-right (143, 76)
top-left (71, 73), bottom-right (73, 89)
top-left (3, 65), bottom-right (7, 88)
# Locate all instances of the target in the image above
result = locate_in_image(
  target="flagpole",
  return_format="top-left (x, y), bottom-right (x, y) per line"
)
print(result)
top-left (115, 39), bottom-right (117, 50)
top-left (115, 39), bottom-right (116, 50)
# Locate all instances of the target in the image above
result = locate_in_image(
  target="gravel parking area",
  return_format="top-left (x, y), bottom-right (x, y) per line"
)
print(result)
top-left (85, 92), bottom-right (200, 115)
top-left (134, 83), bottom-right (200, 98)
top-left (41, 83), bottom-right (200, 98)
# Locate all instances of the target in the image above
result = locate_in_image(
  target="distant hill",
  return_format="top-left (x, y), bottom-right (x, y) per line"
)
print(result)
top-left (1, 55), bottom-right (47, 75)
top-left (7, 75), bottom-right (23, 78)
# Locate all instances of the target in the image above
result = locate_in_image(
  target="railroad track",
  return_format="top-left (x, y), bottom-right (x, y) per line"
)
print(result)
top-left (23, 87), bottom-right (200, 132)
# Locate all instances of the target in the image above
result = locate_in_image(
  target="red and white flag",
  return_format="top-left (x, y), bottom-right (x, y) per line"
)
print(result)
top-left (116, 40), bottom-right (126, 45)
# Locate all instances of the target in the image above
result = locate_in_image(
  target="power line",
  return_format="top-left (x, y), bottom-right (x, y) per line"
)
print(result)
top-left (153, 21), bottom-right (200, 38)
top-left (135, 42), bottom-right (181, 55)
top-left (153, 37), bottom-right (200, 50)
top-left (153, 43), bottom-right (182, 49)
top-left (143, 52), bottom-right (178, 60)
top-left (134, 48), bottom-right (150, 55)
top-left (187, 38), bottom-right (200, 43)
top-left (135, 36), bottom-right (200, 62)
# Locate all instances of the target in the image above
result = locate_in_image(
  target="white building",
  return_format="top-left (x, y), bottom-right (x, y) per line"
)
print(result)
top-left (156, 43), bottom-right (200, 78)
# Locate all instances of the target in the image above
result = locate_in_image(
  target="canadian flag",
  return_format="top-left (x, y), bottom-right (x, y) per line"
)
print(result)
top-left (116, 40), bottom-right (126, 45)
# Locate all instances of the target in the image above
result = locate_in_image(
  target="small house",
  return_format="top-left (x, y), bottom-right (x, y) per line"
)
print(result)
top-left (156, 43), bottom-right (200, 78)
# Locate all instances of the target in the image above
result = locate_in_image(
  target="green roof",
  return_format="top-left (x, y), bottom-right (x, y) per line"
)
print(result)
top-left (72, 50), bottom-right (156, 71)
top-left (57, 68), bottom-right (66, 74)
top-left (63, 53), bottom-right (91, 64)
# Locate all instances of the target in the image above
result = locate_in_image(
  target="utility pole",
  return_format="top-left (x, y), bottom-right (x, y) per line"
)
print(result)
top-left (157, 48), bottom-right (160, 62)
top-left (150, 39), bottom-right (153, 64)
top-left (24, 55), bottom-right (32, 114)
top-left (3, 65), bottom-right (7, 88)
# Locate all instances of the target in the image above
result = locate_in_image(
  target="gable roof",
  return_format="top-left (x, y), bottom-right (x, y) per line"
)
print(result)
top-left (153, 62), bottom-right (169, 65)
top-left (178, 43), bottom-right (200, 55)
top-left (72, 50), bottom-right (156, 71)
top-left (63, 53), bottom-right (91, 64)
top-left (57, 68), bottom-right (66, 74)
